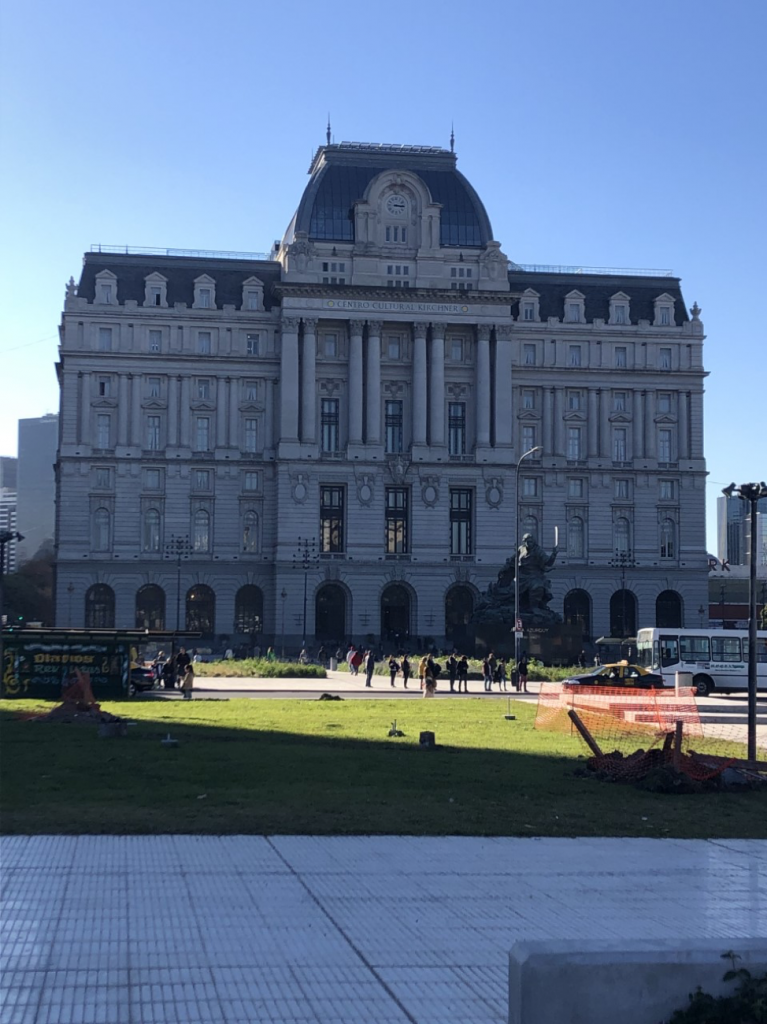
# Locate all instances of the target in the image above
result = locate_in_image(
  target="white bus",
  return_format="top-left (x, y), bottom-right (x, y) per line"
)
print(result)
top-left (636, 627), bottom-right (767, 696)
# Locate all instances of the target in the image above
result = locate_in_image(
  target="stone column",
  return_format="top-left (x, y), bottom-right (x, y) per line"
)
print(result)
top-left (679, 391), bottom-right (689, 460)
top-left (543, 387), bottom-right (554, 454)
top-left (229, 378), bottom-right (238, 448)
top-left (645, 391), bottom-right (656, 457)
top-left (130, 373), bottom-right (142, 446)
top-left (301, 318), bottom-right (317, 443)
top-left (429, 322), bottom-right (446, 447)
top-left (366, 320), bottom-right (382, 444)
top-left (635, 391), bottom-right (644, 459)
top-left (348, 320), bottom-right (364, 444)
top-left (475, 324), bottom-right (491, 447)
top-left (554, 388), bottom-right (565, 456)
top-left (180, 376), bottom-right (191, 447)
top-left (279, 316), bottom-right (300, 441)
top-left (600, 389), bottom-right (610, 458)
top-left (117, 375), bottom-right (129, 445)
top-left (412, 322), bottom-right (428, 445)
top-left (79, 372), bottom-right (90, 444)
top-left (168, 375), bottom-right (179, 446)
top-left (216, 377), bottom-right (227, 448)
top-left (587, 389), bottom-right (598, 457)
top-left (493, 325), bottom-right (513, 447)
top-left (265, 379), bottom-right (274, 450)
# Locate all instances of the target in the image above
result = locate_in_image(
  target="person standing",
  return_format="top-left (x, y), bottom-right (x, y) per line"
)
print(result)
top-left (175, 647), bottom-right (191, 684)
top-left (401, 653), bottom-right (411, 689)
top-left (180, 665), bottom-right (195, 700)
top-left (496, 657), bottom-right (508, 691)
top-left (578, 650), bottom-right (587, 669)
top-left (518, 655), bottom-right (529, 693)
top-left (419, 655), bottom-right (436, 697)
top-left (457, 656), bottom-right (469, 693)
top-left (351, 647), bottom-right (363, 676)
top-left (364, 649), bottom-right (376, 687)
top-left (482, 654), bottom-right (492, 692)
top-left (447, 652), bottom-right (458, 693)
top-left (388, 654), bottom-right (399, 687)
top-left (317, 644), bottom-right (327, 667)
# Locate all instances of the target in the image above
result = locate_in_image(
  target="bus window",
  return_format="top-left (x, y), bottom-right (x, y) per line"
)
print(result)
top-left (679, 635), bottom-right (710, 662)
top-left (711, 636), bottom-right (742, 662)
top-left (743, 638), bottom-right (767, 664)
top-left (660, 636), bottom-right (679, 668)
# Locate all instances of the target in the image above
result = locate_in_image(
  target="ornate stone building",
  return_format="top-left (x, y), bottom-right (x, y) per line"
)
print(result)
top-left (54, 140), bottom-right (708, 649)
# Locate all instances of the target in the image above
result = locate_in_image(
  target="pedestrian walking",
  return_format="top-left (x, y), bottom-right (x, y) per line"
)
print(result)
top-left (457, 655), bottom-right (469, 693)
top-left (175, 647), bottom-right (191, 682)
top-left (447, 652), bottom-right (458, 693)
top-left (365, 649), bottom-right (376, 687)
top-left (317, 645), bottom-right (327, 667)
top-left (518, 656), bottom-right (529, 693)
top-left (578, 650), bottom-right (587, 669)
top-left (161, 659), bottom-right (175, 690)
top-left (388, 654), bottom-right (399, 687)
top-left (496, 657), bottom-right (508, 691)
top-left (482, 655), bottom-right (493, 692)
top-left (419, 655), bottom-right (435, 698)
top-left (401, 653), bottom-right (411, 688)
top-left (180, 665), bottom-right (195, 700)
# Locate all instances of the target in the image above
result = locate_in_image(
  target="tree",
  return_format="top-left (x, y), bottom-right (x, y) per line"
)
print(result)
top-left (2, 553), bottom-right (54, 626)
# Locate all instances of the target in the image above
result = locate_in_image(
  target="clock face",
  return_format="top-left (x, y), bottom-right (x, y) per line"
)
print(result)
top-left (385, 194), bottom-right (407, 217)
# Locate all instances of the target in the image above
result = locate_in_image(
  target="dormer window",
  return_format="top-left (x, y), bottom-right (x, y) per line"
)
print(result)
top-left (241, 276), bottom-right (264, 311)
top-left (564, 291), bottom-right (585, 323)
top-left (614, 304), bottom-right (627, 324)
top-left (193, 275), bottom-right (216, 310)
top-left (518, 288), bottom-right (541, 323)
top-left (653, 293), bottom-right (676, 327)
top-left (143, 273), bottom-right (168, 308)
top-left (100, 284), bottom-right (113, 303)
top-left (94, 270), bottom-right (118, 305)
top-left (609, 292), bottom-right (631, 326)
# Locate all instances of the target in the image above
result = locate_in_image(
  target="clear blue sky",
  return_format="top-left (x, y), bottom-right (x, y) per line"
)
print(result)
top-left (1, 0), bottom-right (765, 550)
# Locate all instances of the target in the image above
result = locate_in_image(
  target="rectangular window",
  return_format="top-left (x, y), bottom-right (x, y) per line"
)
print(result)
top-left (450, 338), bottom-right (464, 361)
top-left (522, 389), bottom-right (535, 410)
top-left (246, 333), bottom-right (259, 356)
top-left (567, 390), bottom-right (581, 411)
top-left (149, 330), bottom-right (161, 353)
top-left (615, 346), bottom-right (627, 368)
top-left (144, 469), bottom-right (161, 490)
top-left (385, 400), bottom-right (404, 454)
top-left (523, 343), bottom-right (536, 366)
top-left (450, 489), bottom-right (473, 555)
top-left (568, 478), bottom-right (584, 498)
top-left (522, 302), bottom-right (535, 321)
top-left (100, 284), bottom-right (112, 303)
top-left (147, 377), bottom-right (161, 398)
top-left (614, 391), bottom-right (627, 412)
top-left (660, 306), bottom-right (671, 326)
top-left (244, 472), bottom-right (258, 491)
top-left (387, 336), bottom-right (402, 360)
top-left (659, 480), bottom-right (675, 500)
top-left (95, 468), bottom-right (112, 489)
top-left (448, 402), bottom-right (466, 456)
top-left (614, 479), bottom-right (630, 500)
top-left (97, 377), bottom-right (111, 397)
top-left (568, 345), bottom-right (582, 367)
top-left (614, 304), bottom-right (627, 324)
top-left (196, 379), bottom-right (210, 400)
top-left (657, 393), bottom-right (671, 414)
top-left (568, 303), bottom-right (580, 322)
top-left (711, 636), bottom-right (742, 663)
top-left (198, 288), bottom-right (211, 309)
top-left (321, 399), bottom-right (340, 453)
top-left (96, 414), bottom-right (111, 448)
top-left (658, 428), bottom-right (672, 462)
top-left (195, 417), bottom-right (210, 451)
top-left (679, 635), bottom-right (711, 662)
top-left (244, 418), bottom-right (258, 453)
top-left (194, 470), bottom-right (211, 490)
top-left (245, 380), bottom-right (258, 401)
top-left (521, 425), bottom-right (536, 453)
top-left (146, 415), bottom-right (161, 450)
top-left (613, 428), bottom-right (628, 462)
top-left (659, 347), bottom-right (672, 370)
top-left (323, 333), bottom-right (338, 358)
top-left (98, 327), bottom-right (112, 352)
top-left (320, 486), bottom-right (345, 553)
top-left (198, 332), bottom-right (211, 355)
top-left (385, 488), bottom-right (409, 554)
top-left (567, 427), bottom-right (582, 460)
top-left (521, 477), bottom-right (538, 498)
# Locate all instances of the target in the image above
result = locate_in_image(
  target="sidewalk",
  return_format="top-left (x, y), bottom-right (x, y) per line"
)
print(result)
top-left (2, 836), bottom-right (765, 1023)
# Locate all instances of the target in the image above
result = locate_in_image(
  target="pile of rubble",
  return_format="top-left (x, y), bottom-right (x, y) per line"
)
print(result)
top-left (33, 670), bottom-right (126, 727)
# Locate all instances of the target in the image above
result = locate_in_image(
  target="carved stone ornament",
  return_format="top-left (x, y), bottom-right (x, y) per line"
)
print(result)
top-left (479, 241), bottom-right (507, 281)
top-left (282, 315), bottom-right (301, 332)
top-left (447, 383), bottom-right (468, 399)
top-left (453, 566), bottom-right (470, 583)
top-left (356, 473), bottom-right (374, 506)
top-left (65, 276), bottom-right (77, 301)
top-left (302, 317), bottom-right (318, 332)
top-left (413, 322), bottom-right (428, 341)
top-left (292, 473), bottom-right (309, 504)
top-left (387, 455), bottom-right (410, 485)
top-left (288, 231), bottom-right (312, 271)
top-left (384, 381), bottom-right (405, 398)
top-left (420, 476), bottom-right (440, 507)
top-left (319, 379), bottom-right (341, 396)
top-left (495, 324), bottom-right (513, 341)
top-left (386, 565), bottom-right (405, 582)
top-left (485, 478), bottom-right (503, 508)
top-left (349, 320), bottom-right (365, 335)
top-left (431, 322), bottom-right (446, 340)
top-left (690, 302), bottom-right (701, 320)
top-left (477, 323), bottom-right (492, 342)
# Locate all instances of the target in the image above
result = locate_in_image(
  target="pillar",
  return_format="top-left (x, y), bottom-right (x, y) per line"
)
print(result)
top-left (180, 376), bottom-right (191, 447)
top-left (679, 391), bottom-right (689, 460)
top-left (475, 324), bottom-right (491, 447)
top-left (412, 322), bottom-right (428, 445)
top-left (429, 322), bottom-right (446, 447)
top-left (130, 373), bottom-right (142, 446)
top-left (348, 320), bottom-right (364, 444)
top-left (543, 387), bottom-right (554, 455)
top-left (635, 391), bottom-right (644, 459)
top-left (554, 388), bottom-right (565, 456)
top-left (229, 378), bottom-right (238, 448)
top-left (117, 374), bottom-right (129, 445)
top-left (600, 389), bottom-right (610, 459)
top-left (279, 316), bottom-right (300, 441)
top-left (366, 320), bottom-right (382, 444)
top-left (587, 388), bottom-right (598, 457)
top-left (645, 391), bottom-right (656, 457)
top-left (216, 377), bottom-right (227, 448)
top-left (301, 317), bottom-right (317, 443)
top-left (493, 325), bottom-right (513, 447)
top-left (168, 375), bottom-right (179, 446)
top-left (79, 372), bottom-right (90, 445)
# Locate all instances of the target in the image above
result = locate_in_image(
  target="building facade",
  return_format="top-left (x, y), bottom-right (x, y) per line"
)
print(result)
top-left (0, 457), bottom-right (17, 491)
top-left (54, 141), bottom-right (708, 648)
top-left (717, 494), bottom-right (767, 568)
top-left (0, 489), bottom-right (18, 575)
top-left (15, 415), bottom-right (58, 565)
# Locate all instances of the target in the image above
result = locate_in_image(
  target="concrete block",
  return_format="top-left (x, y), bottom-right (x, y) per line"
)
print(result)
top-left (509, 938), bottom-right (767, 1024)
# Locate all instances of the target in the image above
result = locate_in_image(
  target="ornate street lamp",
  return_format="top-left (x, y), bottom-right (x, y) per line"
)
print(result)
top-left (513, 447), bottom-right (541, 675)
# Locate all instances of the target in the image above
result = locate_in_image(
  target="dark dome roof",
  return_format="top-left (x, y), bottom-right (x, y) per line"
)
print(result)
top-left (288, 143), bottom-right (493, 248)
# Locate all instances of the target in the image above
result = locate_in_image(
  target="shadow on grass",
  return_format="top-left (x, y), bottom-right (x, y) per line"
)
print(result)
top-left (1, 699), bottom-right (767, 839)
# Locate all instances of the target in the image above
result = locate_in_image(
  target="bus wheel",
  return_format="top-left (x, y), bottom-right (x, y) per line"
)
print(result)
top-left (694, 675), bottom-right (713, 697)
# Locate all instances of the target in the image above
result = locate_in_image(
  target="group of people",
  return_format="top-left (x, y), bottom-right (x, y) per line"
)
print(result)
top-left (152, 647), bottom-right (195, 699)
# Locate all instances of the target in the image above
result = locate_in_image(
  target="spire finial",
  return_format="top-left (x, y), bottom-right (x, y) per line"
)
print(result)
top-left (450, 122), bottom-right (455, 153)
top-left (326, 115), bottom-right (331, 146)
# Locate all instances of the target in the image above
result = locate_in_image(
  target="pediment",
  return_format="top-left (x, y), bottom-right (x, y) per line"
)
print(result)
top-left (94, 269), bottom-right (118, 281)
top-left (92, 398), bottom-right (117, 409)
top-left (655, 292), bottom-right (676, 303)
top-left (521, 287), bottom-right (540, 298)
top-left (563, 410), bottom-right (586, 422)
top-left (610, 291), bottom-right (631, 302)
top-left (517, 410), bottom-right (540, 420)
top-left (142, 399), bottom-right (167, 410)
top-left (193, 273), bottom-right (216, 285)
top-left (564, 289), bottom-right (585, 300)
top-left (190, 400), bottom-right (216, 412)
top-left (654, 413), bottom-right (677, 424)
top-left (144, 271), bottom-right (168, 284)
top-left (608, 411), bottom-right (632, 423)
top-left (243, 276), bottom-right (264, 287)
top-left (239, 402), bottom-right (262, 412)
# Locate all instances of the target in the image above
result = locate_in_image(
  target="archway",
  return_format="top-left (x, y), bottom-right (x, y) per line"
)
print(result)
top-left (135, 584), bottom-right (165, 630)
top-left (85, 584), bottom-right (115, 628)
top-left (656, 590), bottom-right (683, 628)
top-left (381, 584), bottom-right (411, 643)
top-left (563, 588), bottom-right (591, 640)
top-left (445, 586), bottom-right (474, 646)
top-left (186, 584), bottom-right (215, 634)
top-left (234, 585), bottom-right (263, 634)
top-left (610, 589), bottom-right (637, 638)
top-left (315, 584), bottom-right (347, 641)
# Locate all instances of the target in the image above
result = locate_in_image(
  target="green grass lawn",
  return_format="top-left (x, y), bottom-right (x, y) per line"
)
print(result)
top-left (2, 697), bottom-right (765, 838)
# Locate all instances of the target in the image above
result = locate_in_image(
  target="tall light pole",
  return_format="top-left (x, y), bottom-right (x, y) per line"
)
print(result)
top-left (514, 447), bottom-right (541, 676)
top-left (0, 529), bottom-right (24, 695)
top-left (722, 482), bottom-right (767, 761)
top-left (293, 537), bottom-right (317, 648)
top-left (164, 534), bottom-right (192, 663)
top-left (280, 587), bottom-right (287, 659)
top-left (609, 548), bottom-right (639, 638)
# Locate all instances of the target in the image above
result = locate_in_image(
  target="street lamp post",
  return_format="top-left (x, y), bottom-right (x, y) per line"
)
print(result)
top-left (164, 534), bottom-right (192, 664)
top-left (67, 583), bottom-right (75, 627)
top-left (280, 588), bottom-right (287, 659)
top-left (293, 537), bottom-right (317, 650)
top-left (608, 548), bottom-right (639, 638)
top-left (514, 447), bottom-right (542, 676)
top-left (0, 529), bottom-right (24, 693)
top-left (722, 481), bottom-right (767, 761)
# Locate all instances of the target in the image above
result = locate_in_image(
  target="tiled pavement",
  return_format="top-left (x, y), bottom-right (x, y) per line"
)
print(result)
top-left (1, 836), bottom-right (766, 1023)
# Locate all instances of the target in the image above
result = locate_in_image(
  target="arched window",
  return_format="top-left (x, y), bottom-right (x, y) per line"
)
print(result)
top-left (614, 517), bottom-right (630, 556)
top-left (135, 584), bottom-right (165, 630)
top-left (85, 584), bottom-right (115, 628)
top-left (381, 584), bottom-right (411, 642)
top-left (315, 584), bottom-right (347, 641)
top-left (186, 584), bottom-right (215, 633)
top-left (563, 589), bottom-right (591, 640)
top-left (610, 589), bottom-right (637, 638)
top-left (660, 518), bottom-right (676, 559)
top-left (242, 511), bottom-right (259, 553)
top-left (92, 507), bottom-right (111, 551)
top-left (445, 586), bottom-right (474, 645)
top-left (142, 508), bottom-right (161, 553)
top-left (193, 509), bottom-right (210, 552)
top-left (234, 585), bottom-right (263, 634)
top-left (656, 590), bottom-right (683, 628)
top-left (568, 517), bottom-right (585, 559)
top-left (522, 515), bottom-right (538, 540)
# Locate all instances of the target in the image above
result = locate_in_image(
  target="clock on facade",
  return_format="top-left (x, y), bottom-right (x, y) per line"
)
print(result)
top-left (385, 194), bottom-right (407, 216)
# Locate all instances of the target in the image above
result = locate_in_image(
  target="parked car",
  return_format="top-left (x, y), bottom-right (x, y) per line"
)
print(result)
top-left (562, 662), bottom-right (665, 690)
top-left (129, 664), bottom-right (157, 696)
